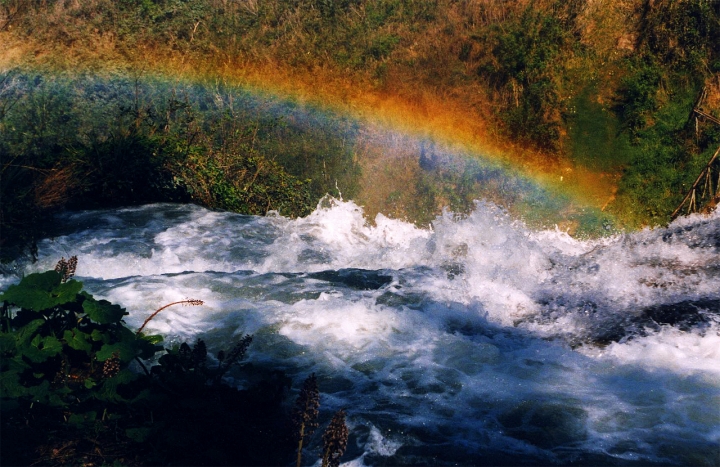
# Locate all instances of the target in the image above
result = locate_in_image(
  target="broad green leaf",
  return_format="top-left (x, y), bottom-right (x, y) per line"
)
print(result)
top-left (0, 272), bottom-right (82, 311)
top-left (84, 378), bottom-right (97, 389)
top-left (22, 380), bottom-right (68, 408)
top-left (97, 337), bottom-right (137, 363)
top-left (0, 332), bottom-right (17, 354)
top-left (16, 319), bottom-right (44, 345)
top-left (46, 392), bottom-right (68, 408)
top-left (68, 413), bottom-right (86, 427)
top-left (97, 327), bottom-right (157, 361)
top-left (64, 329), bottom-right (92, 352)
top-left (23, 334), bottom-right (62, 362)
top-left (68, 411), bottom-right (98, 426)
top-left (9, 355), bottom-right (31, 371)
top-left (53, 280), bottom-right (83, 306)
top-left (0, 369), bottom-right (26, 398)
top-left (26, 380), bottom-right (51, 402)
top-left (20, 345), bottom-right (49, 363)
top-left (97, 369), bottom-right (137, 402)
top-left (2, 272), bottom-right (61, 301)
top-left (137, 338), bottom-right (162, 360)
top-left (81, 293), bottom-right (127, 324)
top-left (141, 334), bottom-right (164, 345)
top-left (90, 328), bottom-right (108, 343)
top-left (19, 337), bottom-right (46, 363)
top-left (41, 335), bottom-right (62, 355)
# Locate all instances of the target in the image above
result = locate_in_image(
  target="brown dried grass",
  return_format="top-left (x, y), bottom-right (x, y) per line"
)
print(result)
top-left (34, 165), bottom-right (77, 209)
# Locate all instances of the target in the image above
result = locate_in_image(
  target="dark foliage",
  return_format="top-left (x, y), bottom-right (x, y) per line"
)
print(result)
top-left (0, 72), bottom-right (360, 260)
top-left (0, 267), bottom-right (299, 466)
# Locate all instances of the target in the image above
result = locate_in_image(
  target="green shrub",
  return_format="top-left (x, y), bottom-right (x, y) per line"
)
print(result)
top-left (476, 5), bottom-right (571, 150)
top-left (0, 72), bottom-right (356, 257)
top-left (0, 265), bottom-right (288, 465)
top-left (609, 82), bottom-right (713, 226)
top-left (615, 57), bottom-right (663, 139)
top-left (369, 34), bottom-right (400, 60)
top-left (0, 267), bottom-right (161, 464)
top-left (638, 0), bottom-right (720, 76)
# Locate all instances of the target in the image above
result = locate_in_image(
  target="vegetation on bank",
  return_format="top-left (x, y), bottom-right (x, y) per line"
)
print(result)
top-left (1, 0), bottom-right (719, 252)
top-left (0, 71), bottom-right (360, 259)
top-left (0, 258), bottom-right (349, 466)
top-left (471, 0), bottom-right (720, 225)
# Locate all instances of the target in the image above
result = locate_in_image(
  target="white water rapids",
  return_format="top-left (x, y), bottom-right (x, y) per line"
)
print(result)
top-left (4, 199), bottom-right (719, 466)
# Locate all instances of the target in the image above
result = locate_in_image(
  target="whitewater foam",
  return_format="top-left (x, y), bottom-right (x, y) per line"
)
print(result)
top-left (8, 200), bottom-right (720, 465)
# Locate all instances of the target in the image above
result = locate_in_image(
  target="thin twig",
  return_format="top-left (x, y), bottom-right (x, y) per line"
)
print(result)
top-left (671, 144), bottom-right (720, 220)
top-left (136, 299), bottom-right (203, 335)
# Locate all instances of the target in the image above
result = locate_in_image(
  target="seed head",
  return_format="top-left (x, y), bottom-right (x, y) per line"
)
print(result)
top-left (54, 255), bottom-right (78, 282)
top-left (222, 334), bottom-right (253, 369)
top-left (292, 373), bottom-right (320, 439)
top-left (322, 409), bottom-right (349, 467)
top-left (103, 352), bottom-right (121, 379)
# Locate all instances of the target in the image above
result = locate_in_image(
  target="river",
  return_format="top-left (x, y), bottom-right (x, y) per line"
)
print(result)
top-left (3, 199), bottom-right (719, 466)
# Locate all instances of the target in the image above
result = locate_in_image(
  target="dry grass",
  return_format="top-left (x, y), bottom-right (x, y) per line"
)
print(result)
top-left (34, 165), bottom-right (78, 209)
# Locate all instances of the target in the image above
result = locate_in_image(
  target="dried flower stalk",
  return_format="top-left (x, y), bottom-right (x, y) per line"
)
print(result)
top-left (322, 409), bottom-right (349, 467)
top-left (54, 256), bottom-right (78, 283)
top-left (136, 298), bottom-right (204, 335)
top-left (292, 373), bottom-right (319, 467)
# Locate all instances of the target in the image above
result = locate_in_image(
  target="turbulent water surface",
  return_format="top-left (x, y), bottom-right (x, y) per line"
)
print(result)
top-left (5, 200), bottom-right (720, 466)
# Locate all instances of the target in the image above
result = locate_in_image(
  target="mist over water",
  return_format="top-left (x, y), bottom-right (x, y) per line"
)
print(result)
top-left (7, 200), bottom-right (720, 466)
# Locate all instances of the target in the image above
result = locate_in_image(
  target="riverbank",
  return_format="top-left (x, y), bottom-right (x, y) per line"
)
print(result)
top-left (1, 1), bottom-right (719, 256)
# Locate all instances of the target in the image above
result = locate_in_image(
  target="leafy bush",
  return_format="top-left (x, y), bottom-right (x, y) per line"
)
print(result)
top-left (476, 5), bottom-right (572, 150)
top-left (604, 0), bottom-right (720, 226)
top-left (0, 72), bottom-right (355, 258)
top-left (638, 0), bottom-right (720, 76)
top-left (369, 34), bottom-right (400, 60)
top-left (173, 147), bottom-right (314, 216)
top-left (0, 267), bottom-right (161, 464)
top-left (1, 261), bottom-right (351, 465)
top-left (609, 83), bottom-right (714, 227)
top-left (615, 56), bottom-right (663, 139)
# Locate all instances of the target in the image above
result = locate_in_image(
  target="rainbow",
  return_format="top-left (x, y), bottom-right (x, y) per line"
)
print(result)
top-left (227, 63), bottom-right (619, 234)
top-left (0, 42), bottom-right (618, 234)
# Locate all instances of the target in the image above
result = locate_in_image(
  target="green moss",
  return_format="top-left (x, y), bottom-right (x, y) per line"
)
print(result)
top-left (609, 82), bottom-right (714, 227)
top-left (567, 86), bottom-right (634, 171)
